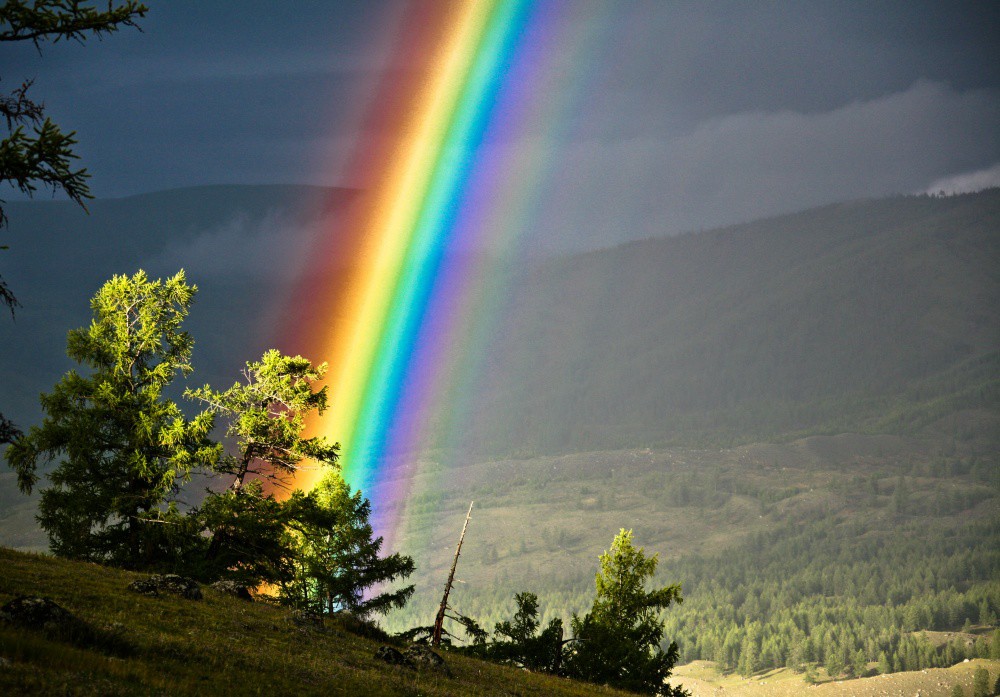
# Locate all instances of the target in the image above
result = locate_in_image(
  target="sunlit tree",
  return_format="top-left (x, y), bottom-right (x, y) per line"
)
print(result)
top-left (282, 471), bottom-right (414, 619)
top-left (186, 350), bottom-right (339, 586)
top-left (565, 528), bottom-right (687, 695)
top-left (5, 270), bottom-right (217, 566)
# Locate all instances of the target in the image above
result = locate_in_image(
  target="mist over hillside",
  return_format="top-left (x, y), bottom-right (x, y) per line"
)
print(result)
top-left (452, 189), bottom-right (1000, 456)
top-left (1, 186), bottom-right (997, 461)
top-left (0, 184), bottom-right (356, 427)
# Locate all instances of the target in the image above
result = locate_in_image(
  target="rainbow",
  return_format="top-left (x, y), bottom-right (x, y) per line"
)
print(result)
top-left (279, 0), bottom-right (606, 542)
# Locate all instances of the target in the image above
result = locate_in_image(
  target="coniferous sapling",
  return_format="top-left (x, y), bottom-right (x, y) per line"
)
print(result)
top-left (487, 591), bottom-right (565, 673)
top-left (565, 528), bottom-right (687, 696)
top-left (282, 471), bottom-right (414, 619)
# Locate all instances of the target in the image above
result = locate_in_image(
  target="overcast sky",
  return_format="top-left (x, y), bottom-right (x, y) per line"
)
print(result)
top-left (2, 0), bottom-right (998, 247)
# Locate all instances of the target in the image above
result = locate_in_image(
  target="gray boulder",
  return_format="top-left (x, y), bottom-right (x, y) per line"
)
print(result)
top-left (374, 645), bottom-right (415, 669)
top-left (0, 596), bottom-right (95, 643)
top-left (404, 645), bottom-right (451, 677)
top-left (211, 580), bottom-right (253, 601)
top-left (127, 574), bottom-right (202, 600)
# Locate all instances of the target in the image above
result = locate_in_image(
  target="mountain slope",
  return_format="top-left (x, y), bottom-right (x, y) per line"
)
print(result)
top-left (0, 547), bottom-right (630, 696)
top-left (458, 190), bottom-right (1000, 455)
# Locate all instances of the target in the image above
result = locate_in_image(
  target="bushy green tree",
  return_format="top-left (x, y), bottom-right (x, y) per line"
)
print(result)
top-left (486, 592), bottom-right (565, 673)
top-left (186, 350), bottom-right (340, 585)
top-left (188, 351), bottom-right (414, 613)
top-left (282, 471), bottom-right (414, 619)
top-left (186, 349), bottom-right (339, 492)
top-left (5, 270), bottom-right (217, 566)
top-left (193, 480), bottom-right (298, 587)
top-left (973, 665), bottom-right (990, 697)
top-left (565, 529), bottom-right (687, 695)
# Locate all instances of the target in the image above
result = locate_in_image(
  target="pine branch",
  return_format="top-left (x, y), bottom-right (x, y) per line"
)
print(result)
top-left (0, 1), bottom-right (148, 47)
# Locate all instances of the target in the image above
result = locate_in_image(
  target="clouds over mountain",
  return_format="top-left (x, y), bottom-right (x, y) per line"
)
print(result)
top-left (533, 81), bottom-right (1000, 253)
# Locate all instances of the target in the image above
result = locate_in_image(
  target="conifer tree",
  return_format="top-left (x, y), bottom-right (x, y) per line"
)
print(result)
top-left (486, 592), bottom-right (565, 673)
top-left (5, 270), bottom-right (217, 566)
top-left (973, 666), bottom-right (990, 697)
top-left (186, 349), bottom-right (340, 586)
top-left (565, 529), bottom-right (687, 695)
top-left (188, 351), bottom-right (414, 614)
top-left (282, 470), bottom-right (415, 619)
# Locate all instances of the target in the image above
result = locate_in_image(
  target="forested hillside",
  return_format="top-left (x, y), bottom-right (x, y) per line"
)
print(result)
top-left (458, 190), bottom-right (999, 456)
top-left (3, 188), bottom-right (996, 459)
top-left (2, 188), bottom-right (997, 689)
top-left (380, 432), bottom-right (999, 679)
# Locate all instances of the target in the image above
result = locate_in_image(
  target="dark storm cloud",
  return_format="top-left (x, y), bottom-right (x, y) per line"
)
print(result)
top-left (0, 0), bottom-right (399, 194)
top-left (583, 0), bottom-right (1000, 131)
top-left (1, 1), bottom-right (997, 245)
top-left (534, 81), bottom-right (1000, 253)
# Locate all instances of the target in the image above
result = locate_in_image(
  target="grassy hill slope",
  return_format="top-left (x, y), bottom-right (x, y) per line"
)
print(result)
top-left (0, 547), bottom-right (631, 697)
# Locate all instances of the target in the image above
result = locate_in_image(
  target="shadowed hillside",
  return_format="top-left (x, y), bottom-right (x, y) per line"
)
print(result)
top-left (459, 190), bottom-right (1000, 455)
top-left (3, 187), bottom-right (996, 458)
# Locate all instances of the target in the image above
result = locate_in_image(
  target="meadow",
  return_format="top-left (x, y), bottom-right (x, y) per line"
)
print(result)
top-left (0, 546), bottom-right (633, 696)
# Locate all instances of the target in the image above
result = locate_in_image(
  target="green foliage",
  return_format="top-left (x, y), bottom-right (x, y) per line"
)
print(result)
top-left (187, 350), bottom-right (413, 615)
top-left (974, 665), bottom-right (991, 697)
top-left (664, 517), bottom-right (1000, 677)
top-left (565, 529), bottom-right (686, 696)
top-left (186, 350), bottom-right (339, 586)
top-left (399, 611), bottom-right (488, 648)
top-left (281, 471), bottom-right (415, 619)
top-left (195, 480), bottom-right (297, 587)
top-left (484, 592), bottom-right (564, 673)
top-left (0, 0), bottom-right (146, 44)
top-left (4, 270), bottom-right (218, 567)
top-left (955, 683), bottom-right (968, 697)
top-left (186, 349), bottom-right (339, 491)
top-left (0, 412), bottom-right (22, 444)
top-left (0, 117), bottom-right (88, 216)
top-left (0, 0), bottom-right (148, 313)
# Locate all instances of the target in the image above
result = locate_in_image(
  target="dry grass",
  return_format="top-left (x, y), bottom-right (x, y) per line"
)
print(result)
top-left (667, 658), bottom-right (1000, 697)
top-left (0, 547), bottom-right (632, 696)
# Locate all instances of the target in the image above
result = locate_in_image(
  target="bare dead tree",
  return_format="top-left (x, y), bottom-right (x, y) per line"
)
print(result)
top-left (432, 501), bottom-right (474, 647)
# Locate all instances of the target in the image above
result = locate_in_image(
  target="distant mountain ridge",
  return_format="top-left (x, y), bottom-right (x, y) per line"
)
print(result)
top-left (1, 186), bottom-right (996, 458)
top-left (0, 184), bottom-right (358, 427)
top-left (454, 189), bottom-right (1000, 455)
